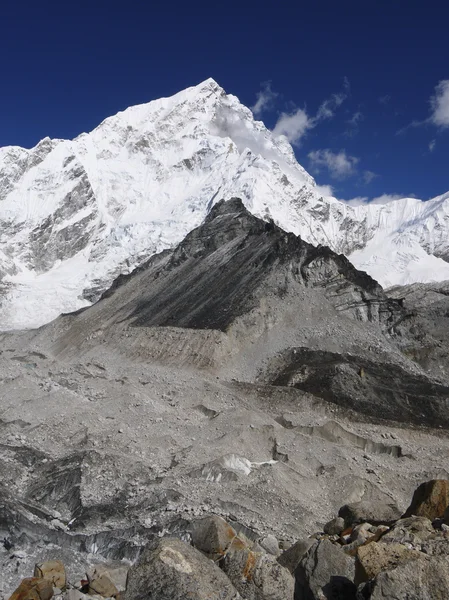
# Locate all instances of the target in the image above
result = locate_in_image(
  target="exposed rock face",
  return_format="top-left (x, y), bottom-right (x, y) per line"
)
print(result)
top-left (403, 479), bottom-right (449, 520)
top-left (123, 538), bottom-right (241, 600)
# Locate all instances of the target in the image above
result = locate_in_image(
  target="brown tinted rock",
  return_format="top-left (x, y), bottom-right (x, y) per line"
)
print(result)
top-left (87, 564), bottom-right (128, 594)
top-left (190, 515), bottom-right (238, 560)
top-left (357, 555), bottom-right (449, 599)
top-left (338, 501), bottom-right (401, 527)
top-left (403, 479), bottom-right (449, 520)
top-left (277, 539), bottom-right (314, 574)
top-left (221, 541), bottom-right (294, 600)
top-left (355, 541), bottom-right (423, 585)
top-left (34, 561), bottom-right (66, 590)
top-left (124, 537), bottom-right (240, 600)
top-left (295, 539), bottom-right (356, 600)
top-left (9, 578), bottom-right (54, 600)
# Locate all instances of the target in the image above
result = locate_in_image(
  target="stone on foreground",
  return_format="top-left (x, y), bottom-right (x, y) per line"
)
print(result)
top-left (87, 563), bottom-right (129, 597)
top-left (323, 517), bottom-right (345, 536)
top-left (8, 578), bottom-right (54, 600)
top-left (381, 515), bottom-right (435, 544)
top-left (338, 501), bottom-right (401, 527)
top-left (221, 539), bottom-right (294, 600)
top-left (123, 537), bottom-right (240, 600)
top-left (295, 539), bottom-right (356, 600)
top-left (403, 479), bottom-right (449, 520)
top-left (34, 561), bottom-right (66, 590)
top-left (190, 515), bottom-right (238, 560)
top-left (277, 539), bottom-right (315, 574)
top-left (355, 541), bottom-right (423, 585)
top-left (357, 555), bottom-right (449, 599)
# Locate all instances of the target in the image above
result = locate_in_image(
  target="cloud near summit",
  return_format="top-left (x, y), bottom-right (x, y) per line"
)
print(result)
top-left (252, 79), bottom-right (350, 146)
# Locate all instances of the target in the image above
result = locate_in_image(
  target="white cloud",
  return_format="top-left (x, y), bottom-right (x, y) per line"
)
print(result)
top-left (429, 139), bottom-right (436, 152)
top-left (399, 80), bottom-right (449, 136)
top-left (348, 111), bottom-right (364, 126)
top-left (379, 95), bottom-right (391, 105)
top-left (315, 183), bottom-right (335, 197)
top-left (363, 170), bottom-right (377, 184)
top-left (430, 80), bottom-right (449, 128)
top-left (369, 193), bottom-right (406, 204)
top-left (251, 82), bottom-right (278, 117)
top-left (272, 78), bottom-right (349, 146)
top-left (343, 193), bottom-right (409, 207)
top-left (308, 149), bottom-right (359, 179)
top-left (272, 108), bottom-right (313, 145)
top-left (344, 196), bottom-right (369, 207)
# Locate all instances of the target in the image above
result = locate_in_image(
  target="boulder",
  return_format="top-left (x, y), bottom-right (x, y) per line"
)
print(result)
top-left (357, 556), bottom-right (449, 599)
top-left (323, 517), bottom-right (345, 536)
top-left (34, 561), bottom-right (66, 590)
top-left (338, 501), bottom-right (401, 527)
top-left (403, 479), bottom-right (449, 520)
top-left (381, 516), bottom-right (434, 544)
top-left (277, 539), bottom-right (314, 574)
top-left (190, 515), bottom-right (238, 560)
top-left (259, 534), bottom-right (280, 557)
top-left (355, 541), bottom-right (423, 585)
top-left (295, 539), bottom-right (357, 600)
top-left (221, 539), bottom-right (294, 600)
top-left (124, 537), bottom-right (240, 600)
top-left (87, 564), bottom-right (128, 594)
top-left (9, 578), bottom-right (54, 600)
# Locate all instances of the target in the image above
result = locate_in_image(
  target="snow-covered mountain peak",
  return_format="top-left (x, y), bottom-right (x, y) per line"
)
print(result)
top-left (1, 79), bottom-right (449, 330)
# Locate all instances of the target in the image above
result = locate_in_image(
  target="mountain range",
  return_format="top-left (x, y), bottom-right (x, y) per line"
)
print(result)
top-left (1, 78), bottom-right (449, 330)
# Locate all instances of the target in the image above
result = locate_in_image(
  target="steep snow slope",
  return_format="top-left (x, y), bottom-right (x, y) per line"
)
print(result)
top-left (1, 78), bottom-right (449, 329)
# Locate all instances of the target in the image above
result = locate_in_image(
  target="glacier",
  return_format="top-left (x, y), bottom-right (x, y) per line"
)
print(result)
top-left (1, 77), bottom-right (449, 330)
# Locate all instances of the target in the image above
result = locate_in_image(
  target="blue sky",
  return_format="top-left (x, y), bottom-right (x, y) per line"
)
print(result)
top-left (1, 0), bottom-right (448, 202)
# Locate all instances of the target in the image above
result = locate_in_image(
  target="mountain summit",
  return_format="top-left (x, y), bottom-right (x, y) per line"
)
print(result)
top-left (1, 78), bottom-right (449, 329)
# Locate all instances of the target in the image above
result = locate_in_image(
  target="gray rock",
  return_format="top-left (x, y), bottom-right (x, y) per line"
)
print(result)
top-left (324, 517), bottom-right (345, 536)
top-left (221, 541), bottom-right (294, 600)
top-left (357, 555), bottom-right (449, 599)
top-left (124, 537), bottom-right (241, 600)
top-left (259, 534), bottom-right (280, 557)
top-left (338, 501), bottom-right (401, 527)
top-left (381, 516), bottom-right (434, 544)
top-left (277, 539), bottom-right (315, 574)
top-left (295, 539), bottom-right (357, 600)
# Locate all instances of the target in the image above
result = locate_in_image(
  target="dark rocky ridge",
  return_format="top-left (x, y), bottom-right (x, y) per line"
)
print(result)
top-left (32, 197), bottom-right (449, 428)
